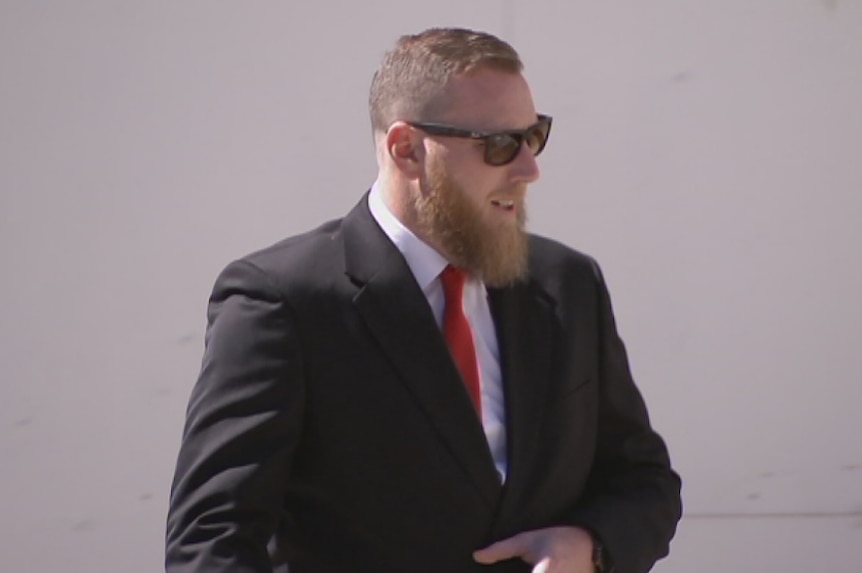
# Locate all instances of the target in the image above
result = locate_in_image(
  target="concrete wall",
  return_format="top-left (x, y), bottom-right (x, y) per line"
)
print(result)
top-left (2, 1), bottom-right (860, 570)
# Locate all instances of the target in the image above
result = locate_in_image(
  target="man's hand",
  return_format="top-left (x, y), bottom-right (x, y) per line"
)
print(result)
top-left (473, 526), bottom-right (595, 573)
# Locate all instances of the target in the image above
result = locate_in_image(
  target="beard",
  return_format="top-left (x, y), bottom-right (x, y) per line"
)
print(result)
top-left (413, 158), bottom-right (529, 288)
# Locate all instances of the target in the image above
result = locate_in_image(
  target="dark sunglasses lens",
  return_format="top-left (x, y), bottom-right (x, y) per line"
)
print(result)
top-left (485, 133), bottom-right (521, 166)
top-left (526, 120), bottom-right (551, 156)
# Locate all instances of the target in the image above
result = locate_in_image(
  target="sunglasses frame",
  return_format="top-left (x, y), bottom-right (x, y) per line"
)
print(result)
top-left (406, 114), bottom-right (553, 166)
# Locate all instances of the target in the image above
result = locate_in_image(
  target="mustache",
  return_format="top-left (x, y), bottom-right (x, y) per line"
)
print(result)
top-left (489, 185), bottom-right (528, 202)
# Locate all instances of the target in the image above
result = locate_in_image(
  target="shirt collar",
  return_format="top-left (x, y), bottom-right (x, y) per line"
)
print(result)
top-left (368, 181), bottom-right (449, 292)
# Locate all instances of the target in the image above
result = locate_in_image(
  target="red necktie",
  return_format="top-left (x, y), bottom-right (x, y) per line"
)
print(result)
top-left (440, 265), bottom-right (482, 415)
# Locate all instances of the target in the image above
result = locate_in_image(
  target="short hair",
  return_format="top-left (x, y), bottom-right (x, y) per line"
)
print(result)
top-left (368, 28), bottom-right (523, 134)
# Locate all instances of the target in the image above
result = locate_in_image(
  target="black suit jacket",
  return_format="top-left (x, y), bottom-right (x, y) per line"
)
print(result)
top-left (166, 195), bottom-right (682, 573)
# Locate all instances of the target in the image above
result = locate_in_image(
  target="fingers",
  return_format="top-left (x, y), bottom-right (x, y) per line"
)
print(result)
top-left (473, 526), bottom-right (594, 573)
top-left (473, 531), bottom-right (538, 565)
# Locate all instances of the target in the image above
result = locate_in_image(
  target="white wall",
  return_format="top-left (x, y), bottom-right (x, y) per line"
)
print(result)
top-left (1, 1), bottom-right (860, 571)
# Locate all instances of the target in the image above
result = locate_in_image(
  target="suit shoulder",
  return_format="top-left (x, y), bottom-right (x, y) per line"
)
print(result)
top-left (245, 217), bottom-right (343, 269)
top-left (212, 217), bottom-right (345, 298)
top-left (525, 235), bottom-right (613, 319)
top-left (527, 234), bottom-right (600, 279)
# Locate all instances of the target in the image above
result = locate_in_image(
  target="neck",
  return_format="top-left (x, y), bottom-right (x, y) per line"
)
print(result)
top-left (376, 173), bottom-right (417, 233)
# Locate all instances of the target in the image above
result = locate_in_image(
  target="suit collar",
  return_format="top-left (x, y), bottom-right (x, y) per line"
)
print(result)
top-left (342, 195), bottom-right (504, 506)
top-left (367, 181), bottom-right (449, 292)
top-left (488, 279), bottom-right (557, 521)
top-left (342, 196), bottom-right (560, 514)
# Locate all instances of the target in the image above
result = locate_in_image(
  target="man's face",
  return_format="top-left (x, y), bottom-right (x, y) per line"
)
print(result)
top-left (412, 68), bottom-right (542, 287)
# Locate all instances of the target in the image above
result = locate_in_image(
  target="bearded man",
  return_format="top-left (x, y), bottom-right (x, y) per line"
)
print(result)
top-left (166, 28), bottom-right (682, 573)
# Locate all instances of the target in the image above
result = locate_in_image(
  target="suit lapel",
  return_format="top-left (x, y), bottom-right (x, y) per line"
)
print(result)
top-left (488, 278), bottom-right (557, 521)
top-left (341, 197), bottom-right (503, 506)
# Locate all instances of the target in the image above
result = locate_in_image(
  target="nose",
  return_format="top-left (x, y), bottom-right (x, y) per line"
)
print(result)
top-left (510, 140), bottom-right (541, 183)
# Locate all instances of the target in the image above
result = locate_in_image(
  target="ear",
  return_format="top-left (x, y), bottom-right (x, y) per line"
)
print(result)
top-left (386, 121), bottom-right (424, 179)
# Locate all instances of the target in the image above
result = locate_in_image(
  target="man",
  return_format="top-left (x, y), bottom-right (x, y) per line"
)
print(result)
top-left (166, 28), bottom-right (682, 573)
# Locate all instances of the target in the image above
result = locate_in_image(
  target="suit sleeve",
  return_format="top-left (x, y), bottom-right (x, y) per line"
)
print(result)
top-left (568, 260), bottom-right (683, 573)
top-left (166, 259), bottom-right (304, 573)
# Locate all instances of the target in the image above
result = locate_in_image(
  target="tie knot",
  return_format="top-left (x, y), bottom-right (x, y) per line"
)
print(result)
top-left (440, 265), bottom-right (468, 299)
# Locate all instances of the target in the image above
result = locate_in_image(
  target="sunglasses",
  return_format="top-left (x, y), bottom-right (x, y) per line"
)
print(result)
top-left (406, 114), bottom-right (553, 166)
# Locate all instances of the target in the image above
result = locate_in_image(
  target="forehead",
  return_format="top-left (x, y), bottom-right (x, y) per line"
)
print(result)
top-left (436, 68), bottom-right (538, 130)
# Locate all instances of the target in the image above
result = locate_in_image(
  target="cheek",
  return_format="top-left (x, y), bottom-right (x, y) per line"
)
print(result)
top-left (456, 168), bottom-right (507, 202)
top-left (436, 148), bottom-right (509, 203)
top-left (461, 182), bottom-right (494, 211)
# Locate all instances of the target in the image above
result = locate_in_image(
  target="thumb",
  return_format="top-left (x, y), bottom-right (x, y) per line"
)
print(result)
top-left (531, 558), bottom-right (552, 573)
top-left (473, 531), bottom-right (537, 565)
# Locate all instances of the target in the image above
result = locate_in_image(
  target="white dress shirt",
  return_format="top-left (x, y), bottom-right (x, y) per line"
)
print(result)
top-left (368, 182), bottom-right (508, 481)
